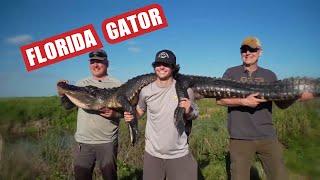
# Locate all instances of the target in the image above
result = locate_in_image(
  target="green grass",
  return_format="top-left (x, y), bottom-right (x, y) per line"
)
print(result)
top-left (0, 97), bottom-right (76, 135)
top-left (0, 97), bottom-right (319, 179)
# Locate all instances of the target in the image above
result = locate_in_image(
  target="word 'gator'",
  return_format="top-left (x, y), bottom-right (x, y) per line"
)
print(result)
top-left (57, 73), bottom-right (320, 145)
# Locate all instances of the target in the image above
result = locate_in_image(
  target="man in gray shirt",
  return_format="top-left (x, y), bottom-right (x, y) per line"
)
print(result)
top-left (59, 49), bottom-right (121, 180)
top-left (124, 50), bottom-right (199, 180)
top-left (217, 37), bottom-right (314, 180)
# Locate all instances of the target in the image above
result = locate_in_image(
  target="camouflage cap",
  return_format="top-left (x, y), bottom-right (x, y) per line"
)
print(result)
top-left (241, 37), bottom-right (262, 49)
top-left (89, 49), bottom-right (108, 61)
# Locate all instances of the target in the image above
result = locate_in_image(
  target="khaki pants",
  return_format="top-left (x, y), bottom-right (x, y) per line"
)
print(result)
top-left (73, 142), bottom-right (118, 180)
top-left (229, 139), bottom-right (288, 180)
top-left (143, 151), bottom-right (198, 180)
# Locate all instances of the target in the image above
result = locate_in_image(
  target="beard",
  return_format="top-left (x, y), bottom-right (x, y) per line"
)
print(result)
top-left (156, 70), bottom-right (173, 81)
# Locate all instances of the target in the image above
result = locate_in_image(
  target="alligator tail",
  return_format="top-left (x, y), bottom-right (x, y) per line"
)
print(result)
top-left (190, 77), bottom-right (320, 100)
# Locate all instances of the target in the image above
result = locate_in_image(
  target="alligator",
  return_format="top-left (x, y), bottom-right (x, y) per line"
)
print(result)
top-left (57, 73), bottom-right (320, 145)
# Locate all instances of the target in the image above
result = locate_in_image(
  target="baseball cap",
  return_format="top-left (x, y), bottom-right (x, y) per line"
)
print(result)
top-left (241, 37), bottom-right (262, 49)
top-left (152, 49), bottom-right (176, 68)
top-left (89, 49), bottom-right (108, 61)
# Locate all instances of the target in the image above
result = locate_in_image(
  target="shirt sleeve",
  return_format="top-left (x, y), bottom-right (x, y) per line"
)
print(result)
top-left (109, 77), bottom-right (122, 87)
top-left (115, 79), bottom-right (122, 87)
top-left (222, 69), bottom-right (232, 79)
top-left (185, 88), bottom-right (199, 121)
top-left (137, 88), bottom-right (147, 112)
top-left (270, 71), bottom-right (278, 82)
top-left (76, 80), bottom-right (84, 86)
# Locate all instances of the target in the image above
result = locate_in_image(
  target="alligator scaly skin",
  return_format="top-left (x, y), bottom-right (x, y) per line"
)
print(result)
top-left (112, 73), bottom-right (157, 145)
top-left (58, 74), bottom-right (319, 144)
top-left (175, 75), bottom-right (320, 100)
top-left (174, 75), bottom-right (320, 136)
top-left (58, 73), bottom-right (157, 146)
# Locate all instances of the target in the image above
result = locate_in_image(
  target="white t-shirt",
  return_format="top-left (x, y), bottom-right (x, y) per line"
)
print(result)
top-left (138, 80), bottom-right (198, 159)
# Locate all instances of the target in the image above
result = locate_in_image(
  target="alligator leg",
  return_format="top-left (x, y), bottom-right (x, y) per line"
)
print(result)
top-left (174, 78), bottom-right (191, 136)
top-left (117, 96), bottom-right (139, 146)
top-left (128, 119), bottom-right (138, 146)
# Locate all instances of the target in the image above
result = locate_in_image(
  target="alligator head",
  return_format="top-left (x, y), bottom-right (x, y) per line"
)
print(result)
top-left (57, 81), bottom-right (111, 111)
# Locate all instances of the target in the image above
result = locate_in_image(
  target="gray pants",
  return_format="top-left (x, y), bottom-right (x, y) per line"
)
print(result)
top-left (143, 151), bottom-right (198, 180)
top-left (73, 142), bottom-right (118, 180)
top-left (229, 139), bottom-right (288, 180)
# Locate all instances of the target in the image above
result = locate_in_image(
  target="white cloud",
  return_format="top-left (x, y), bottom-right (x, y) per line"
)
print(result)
top-left (128, 47), bottom-right (141, 53)
top-left (6, 35), bottom-right (33, 45)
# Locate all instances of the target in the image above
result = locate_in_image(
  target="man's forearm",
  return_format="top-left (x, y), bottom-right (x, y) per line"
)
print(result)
top-left (216, 98), bottom-right (243, 107)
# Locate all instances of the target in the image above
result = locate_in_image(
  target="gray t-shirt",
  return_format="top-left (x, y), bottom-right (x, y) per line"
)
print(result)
top-left (137, 80), bottom-right (198, 159)
top-left (223, 65), bottom-right (277, 140)
top-left (75, 76), bottom-right (121, 144)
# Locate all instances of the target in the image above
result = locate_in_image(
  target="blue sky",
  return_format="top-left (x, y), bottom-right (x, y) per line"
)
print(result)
top-left (0, 0), bottom-right (319, 97)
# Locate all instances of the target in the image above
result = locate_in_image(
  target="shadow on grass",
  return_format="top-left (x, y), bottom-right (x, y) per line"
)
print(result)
top-left (197, 154), bottom-right (210, 180)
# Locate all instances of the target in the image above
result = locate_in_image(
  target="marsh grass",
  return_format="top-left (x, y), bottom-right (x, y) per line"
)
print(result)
top-left (0, 97), bottom-right (319, 179)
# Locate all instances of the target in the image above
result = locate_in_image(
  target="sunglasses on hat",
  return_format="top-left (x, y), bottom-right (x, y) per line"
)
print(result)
top-left (153, 62), bottom-right (173, 68)
top-left (89, 51), bottom-right (107, 58)
top-left (90, 59), bottom-right (106, 65)
top-left (240, 45), bottom-right (260, 53)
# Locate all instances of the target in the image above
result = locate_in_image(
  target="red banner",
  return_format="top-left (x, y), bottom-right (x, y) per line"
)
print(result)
top-left (102, 4), bottom-right (168, 44)
top-left (20, 24), bottom-right (103, 72)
